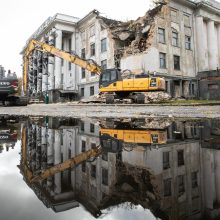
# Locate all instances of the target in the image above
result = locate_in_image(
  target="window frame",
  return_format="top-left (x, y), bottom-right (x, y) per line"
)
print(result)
top-left (158, 28), bottom-right (166, 44)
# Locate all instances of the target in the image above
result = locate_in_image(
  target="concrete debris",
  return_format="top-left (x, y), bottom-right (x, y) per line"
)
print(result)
top-left (144, 92), bottom-right (171, 103)
top-left (121, 183), bottom-right (135, 193)
top-left (109, 1), bottom-right (167, 56)
top-left (79, 94), bottom-right (105, 103)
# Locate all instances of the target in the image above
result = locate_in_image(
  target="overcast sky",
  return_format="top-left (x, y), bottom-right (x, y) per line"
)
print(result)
top-left (0, 0), bottom-right (152, 76)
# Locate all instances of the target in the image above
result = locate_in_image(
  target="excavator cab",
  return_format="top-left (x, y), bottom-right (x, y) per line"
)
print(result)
top-left (99, 68), bottom-right (122, 88)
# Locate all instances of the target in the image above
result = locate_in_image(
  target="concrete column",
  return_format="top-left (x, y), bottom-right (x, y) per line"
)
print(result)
top-left (47, 129), bottom-right (54, 165)
top-left (54, 130), bottom-right (61, 194)
top-left (42, 52), bottom-right (48, 93)
top-left (207, 20), bottom-right (218, 70)
top-left (48, 35), bottom-right (55, 90)
top-left (196, 16), bottom-right (207, 72)
top-left (217, 25), bottom-right (220, 67)
top-left (71, 33), bottom-right (76, 90)
top-left (214, 151), bottom-right (220, 203)
top-left (54, 30), bottom-right (62, 89)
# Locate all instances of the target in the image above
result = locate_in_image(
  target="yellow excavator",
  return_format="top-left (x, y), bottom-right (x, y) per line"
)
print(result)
top-left (23, 39), bottom-right (166, 104)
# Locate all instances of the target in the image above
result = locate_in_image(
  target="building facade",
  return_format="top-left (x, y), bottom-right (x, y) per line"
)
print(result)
top-left (21, 11), bottom-right (117, 102)
top-left (120, 0), bottom-right (220, 99)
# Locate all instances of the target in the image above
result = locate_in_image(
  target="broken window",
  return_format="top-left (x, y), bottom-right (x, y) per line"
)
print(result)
top-left (81, 68), bottom-right (85, 79)
top-left (91, 165), bottom-right (96, 178)
top-left (90, 86), bottom-right (94, 96)
top-left (185, 36), bottom-right (191, 50)
top-left (102, 168), bottom-right (108, 186)
top-left (90, 43), bottom-right (95, 56)
top-left (158, 28), bottom-right (166, 44)
top-left (101, 38), bottom-right (107, 53)
top-left (164, 178), bottom-right (172, 196)
top-left (177, 150), bottom-right (184, 166)
top-left (81, 87), bottom-right (84, 97)
top-left (81, 48), bottom-right (86, 59)
top-left (90, 25), bottom-right (95, 37)
top-left (191, 171), bottom-right (198, 188)
top-left (172, 31), bottom-right (179, 47)
top-left (159, 52), bottom-right (166, 69)
top-left (174, 55), bottom-right (180, 70)
top-left (178, 175), bottom-right (185, 195)
top-left (90, 123), bottom-right (95, 133)
top-left (163, 151), bottom-right (170, 170)
top-left (101, 59), bottom-right (107, 70)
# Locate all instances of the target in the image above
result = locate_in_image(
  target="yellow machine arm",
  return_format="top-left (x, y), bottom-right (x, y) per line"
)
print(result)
top-left (23, 39), bottom-right (102, 93)
top-left (22, 146), bottom-right (102, 184)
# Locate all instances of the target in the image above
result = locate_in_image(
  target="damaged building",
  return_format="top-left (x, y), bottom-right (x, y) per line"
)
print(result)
top-left (21, 0), bottom-right (220, 102)
top-left (117, 0), bottom-right (220, 99)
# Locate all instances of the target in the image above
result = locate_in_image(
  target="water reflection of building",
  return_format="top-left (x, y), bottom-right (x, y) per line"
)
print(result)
top-left (19, 117), bottom-right (220, 219)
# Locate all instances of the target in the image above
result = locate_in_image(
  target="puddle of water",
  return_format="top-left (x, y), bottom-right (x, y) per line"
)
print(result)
top-left (0, 116), bottom-right (220, 220)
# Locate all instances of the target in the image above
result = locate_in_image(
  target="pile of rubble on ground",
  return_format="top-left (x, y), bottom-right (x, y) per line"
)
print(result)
top-left (79, 93), bottom-right (105, 103)
top-left (144, 91), bottom-right (171, 103)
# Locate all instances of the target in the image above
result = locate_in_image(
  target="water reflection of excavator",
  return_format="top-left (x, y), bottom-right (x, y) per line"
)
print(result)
top-left (23, 39), bottom-right (165, 103)
top-left (19, 120), bottom-right (167, 184)
top-left (0, 117), bottom-right (18, 152)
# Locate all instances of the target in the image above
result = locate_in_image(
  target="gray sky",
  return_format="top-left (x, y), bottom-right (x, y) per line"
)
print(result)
top-left (0, 0), bottom-right (152, 76)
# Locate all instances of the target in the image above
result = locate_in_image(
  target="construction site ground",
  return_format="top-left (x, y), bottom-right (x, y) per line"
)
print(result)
top-left (0, 103), bottom-right (220, 119)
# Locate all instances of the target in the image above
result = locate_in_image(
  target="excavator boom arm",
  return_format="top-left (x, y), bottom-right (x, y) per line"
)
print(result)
top-left (23, 39), bottom-right (102, 93)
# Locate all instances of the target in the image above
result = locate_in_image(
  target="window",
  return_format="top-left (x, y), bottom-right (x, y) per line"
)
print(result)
top-left (91, 143), bottom-right (96, 149)
top-left (82, 162), bottom-right (86, 172)
top-left (81, 68), bottom-right (86, 79)
top-left (163, 152), bottom-right (170, 170)
top-left (191, 172), bottom-right (198, 188)
top-left (81, 31), bottom-right (86, 41)
top-left (208, 84), bottom-right (219, 90)
top-left (90, 86), bottom-right (94, 96)
top-left (177, 150), bottom-right (184, 166)
top-left (101, 38), bottom-right (107, 52)
top-left (159, 53), bottom-right (166, 69)
top-left (68, 62), bottom-right (71, 70)
top-left (164, 178), bottom-right (172, 196)
top-left (90, 123), bottom-right (95, 133)
top-left (174, 55), bottom-right (180, 70)
top-left (102, 168), bottom-right (108, 186)
top-left (91, 72), bottom-right (95, 77)
top-left (158, 28), bottom-right (165, 43)
top-left (184, 15), bottom-right (190, 27)
top-left (192, 83), bottom-right (195, 95)
top-left (81, 121), bottom-right (84, 131)
top-left (178, 175), bottom-right (185, 195)
top-left (81, 48), bottom-right (86, 59)
top-left (90, 43), bottom-right (95, 56)
top-left (102, 152), bottom-right (108, 161)
top-left (101, 59), bottom-right (107, 70)
top-left (82, 140), bottom-right (86, 152)
top-left (68, 39), bottom-right (72, 52)
top-left (185, 36), bottom-right (191, 50)
top-left (91, 165), bottom-right (96, 178)
top-left (90, 25), bottom-right (95, 37)
top-left (81, 88), bottom-right (84, 97)
top-left (171, 9), bottom-right (178, 22)
top-left (172, 31), bottom-right (178, 47)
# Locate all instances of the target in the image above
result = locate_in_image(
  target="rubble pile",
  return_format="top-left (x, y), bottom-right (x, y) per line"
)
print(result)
top-left (108, 1), bottom-right (167, 56)
top-left (144, 91), bottom-right (171, 103)
top-left (79, 93), bottom-right (105, 103)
